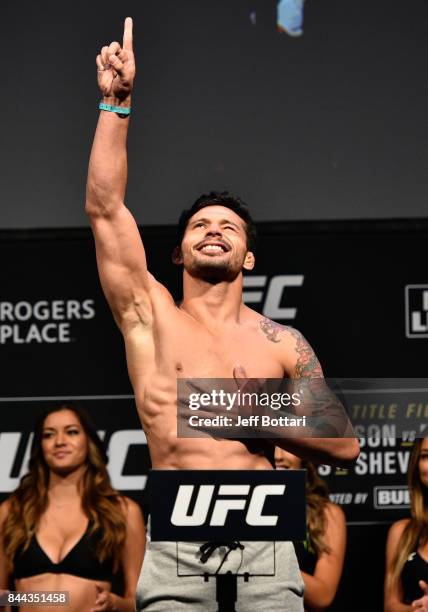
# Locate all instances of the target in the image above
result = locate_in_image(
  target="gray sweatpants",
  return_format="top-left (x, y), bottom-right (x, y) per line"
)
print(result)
top-left (136, 536), bottom-right (304, 611)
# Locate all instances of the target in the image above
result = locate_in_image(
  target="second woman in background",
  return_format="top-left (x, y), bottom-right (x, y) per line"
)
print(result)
top-left (275, 448), bottom-right (347, 611)
top-left (385, 437), bottom-right (428, 611)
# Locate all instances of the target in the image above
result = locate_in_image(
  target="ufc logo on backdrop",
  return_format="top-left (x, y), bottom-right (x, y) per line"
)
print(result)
top-left (171, 484), bottom-right (286, 527)
top-left (243, 275), bottom-right (304, 319)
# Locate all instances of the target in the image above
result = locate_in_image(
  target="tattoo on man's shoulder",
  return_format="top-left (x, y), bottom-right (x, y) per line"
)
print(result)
top-left (259, 319), bottom-right (322, 378)
top-left (286, 327), bottom-right (323, 379)
top-left (259, 318), bottom-right (286, 343)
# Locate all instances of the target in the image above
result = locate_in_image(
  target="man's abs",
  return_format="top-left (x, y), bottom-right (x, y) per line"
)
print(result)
top-left (124, 303), bottom-right (285, 470)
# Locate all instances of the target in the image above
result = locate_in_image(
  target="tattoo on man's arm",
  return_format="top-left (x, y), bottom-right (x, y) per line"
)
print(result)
top-left (259, 318), bottom-right (323, 379)
top-left (259, 319), bottom-right (348, 433)
top-left (286, 326), bottom-right (323, 379)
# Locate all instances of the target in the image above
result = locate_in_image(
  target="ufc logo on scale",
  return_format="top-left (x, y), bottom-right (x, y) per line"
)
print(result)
top-left (171, 484), bottom-right (286, 527)
top-left (148, 470), bottom-right (306, 542)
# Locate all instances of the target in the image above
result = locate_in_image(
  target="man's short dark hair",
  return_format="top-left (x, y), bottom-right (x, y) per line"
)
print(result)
top-left (176, 191), bottom-right (257, 252)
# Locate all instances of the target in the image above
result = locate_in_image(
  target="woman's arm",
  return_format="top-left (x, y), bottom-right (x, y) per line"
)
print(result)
top-left (118, 498), bottom-right (146, 606)
top-left (90, 497), bottom-right (146, 612)
top-left (384, 519), bottom-right (412, 612)
top-left (301, 503), bottom-right (346, 611)
top-left (0, 501), bottom-right (12, 612)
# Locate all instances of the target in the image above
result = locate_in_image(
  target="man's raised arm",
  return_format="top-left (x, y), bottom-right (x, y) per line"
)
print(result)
top-left (86, 18), bottom-right (153, 331)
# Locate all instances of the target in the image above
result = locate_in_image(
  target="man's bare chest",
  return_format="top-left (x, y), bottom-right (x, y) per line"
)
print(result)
top-left (154, 316), bottom-right (284, 379)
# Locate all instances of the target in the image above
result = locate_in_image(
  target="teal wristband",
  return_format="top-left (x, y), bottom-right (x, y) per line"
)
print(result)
top-left (99, 102), bottom-right (131, 115)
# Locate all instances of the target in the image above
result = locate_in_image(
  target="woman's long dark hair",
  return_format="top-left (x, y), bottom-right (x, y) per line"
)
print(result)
top-left (3, 403), bottom-right (127, 574)
top-left (303, 460), bottom-right (331, 556)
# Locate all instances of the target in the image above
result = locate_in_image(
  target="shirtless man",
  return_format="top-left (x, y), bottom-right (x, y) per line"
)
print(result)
top-left (86, 18), bottom-right (359, 611)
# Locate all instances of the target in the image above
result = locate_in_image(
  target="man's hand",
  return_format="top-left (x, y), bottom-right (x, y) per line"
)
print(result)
top-left (96, 17), bottom-right (135, 101)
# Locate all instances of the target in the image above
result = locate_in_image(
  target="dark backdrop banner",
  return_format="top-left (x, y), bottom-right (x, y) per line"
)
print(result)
top-left (1, 219), bottom-right (427, 515)
top-left (1, 219), bottom-right (427, 610)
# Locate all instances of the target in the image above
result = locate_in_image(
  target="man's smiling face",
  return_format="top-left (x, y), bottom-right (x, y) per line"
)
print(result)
top-left (179, 205), bottom-right (254, 282)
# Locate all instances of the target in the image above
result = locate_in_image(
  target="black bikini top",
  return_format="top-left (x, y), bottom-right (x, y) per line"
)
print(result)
top-left (401, 550), bottom-right (428, 604)
top-left (13, 523), bottom-right (116, 582)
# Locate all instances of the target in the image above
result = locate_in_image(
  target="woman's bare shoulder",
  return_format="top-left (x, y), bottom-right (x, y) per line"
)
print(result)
top-left (324, 501), bottom-right (346, 523)
top-left (388, 517), bottom-right (410, 539)
top-left (118, 496), bottom-right (144, 521)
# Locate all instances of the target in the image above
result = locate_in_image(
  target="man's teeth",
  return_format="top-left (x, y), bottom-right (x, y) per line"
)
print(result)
top-left (201, 245), bottom-right (224, 252)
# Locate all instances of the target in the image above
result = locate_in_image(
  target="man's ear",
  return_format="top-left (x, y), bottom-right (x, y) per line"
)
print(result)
top-left (172, 246), bottom-right (183, 265)
top-left (243, 251), bottom-right (255, 271)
